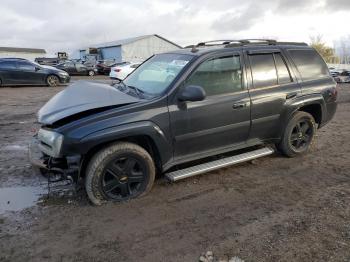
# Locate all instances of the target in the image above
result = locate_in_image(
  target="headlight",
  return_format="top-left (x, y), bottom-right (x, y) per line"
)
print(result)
top-left (59, 71), bottom-right (69, 76)
top-left (37, 129), bottom-right (64, 157)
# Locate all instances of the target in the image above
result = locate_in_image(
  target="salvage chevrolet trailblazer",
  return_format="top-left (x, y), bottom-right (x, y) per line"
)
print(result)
top-left (29, 39), bottom-right (338, 205)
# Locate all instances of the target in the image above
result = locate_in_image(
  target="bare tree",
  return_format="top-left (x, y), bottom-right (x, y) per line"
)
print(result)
top-left (310, 35), bottom-right (339, 64)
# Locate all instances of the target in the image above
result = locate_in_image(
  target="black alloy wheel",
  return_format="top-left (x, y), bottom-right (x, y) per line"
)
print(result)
top-left (85, 142), bottom-right (155, 205)
top-left (289, 119), bottom-right (314, 152)
top-left (102, 155), bottom-right (147, 200)
top-left (277, 111), bottom-right (316, 157)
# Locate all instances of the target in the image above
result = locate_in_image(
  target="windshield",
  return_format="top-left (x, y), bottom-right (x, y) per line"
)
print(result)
top-left (123, 53), bottom-right (194, 96)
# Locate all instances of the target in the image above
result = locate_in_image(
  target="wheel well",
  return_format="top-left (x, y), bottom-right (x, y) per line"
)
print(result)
top-left (298, 104), bottom-right (322, 125)
top-left (46, 74), bottom-right (59, 81)
top-left (79, 135), bottom-right (162, 178)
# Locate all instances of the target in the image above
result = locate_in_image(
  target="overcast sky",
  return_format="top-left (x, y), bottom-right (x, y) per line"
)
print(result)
top-left (1, 0), bottom-right (350, 55)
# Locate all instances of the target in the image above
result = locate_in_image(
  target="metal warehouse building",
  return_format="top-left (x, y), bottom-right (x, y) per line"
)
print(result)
top-left (75, 34), bottom-right (181, 62)
top-left (0, 47), bottom-right (46, 61)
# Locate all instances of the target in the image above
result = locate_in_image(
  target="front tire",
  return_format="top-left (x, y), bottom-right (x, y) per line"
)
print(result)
top-left (85, 142), bottom-right (155, 205)
top-left (88, 70), bottom-right (95, 76)
top-left (277, 111), bottom-right (316, 157)
top-left (46, 75), bottom-right (60, 87)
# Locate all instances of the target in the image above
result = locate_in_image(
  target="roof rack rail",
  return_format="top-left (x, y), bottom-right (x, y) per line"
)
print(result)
top-left (196, 40), bottom-right (241, 47)
top-left (192, 39), bottom-right (308, 49)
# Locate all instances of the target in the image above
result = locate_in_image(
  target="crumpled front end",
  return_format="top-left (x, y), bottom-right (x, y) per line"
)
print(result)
top-left (29, 134), bottom-right (81, 183)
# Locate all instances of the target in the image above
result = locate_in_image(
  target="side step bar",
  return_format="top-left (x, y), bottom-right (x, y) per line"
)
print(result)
top-left (165, 147), bottom-right (274, 182)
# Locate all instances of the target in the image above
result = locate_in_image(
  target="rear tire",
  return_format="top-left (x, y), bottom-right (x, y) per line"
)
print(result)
top-left (85, 142), bottom-right (155, 205)
top-left (277, 111), bottom-right (316, 157)
top-left (88, 70), bottom-right (95, 76)
top-left (46, 75), bottom-right (59, 87)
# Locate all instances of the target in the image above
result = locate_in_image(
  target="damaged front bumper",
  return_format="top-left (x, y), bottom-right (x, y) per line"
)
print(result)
top-left (29, 136), bottom-right (81, 183)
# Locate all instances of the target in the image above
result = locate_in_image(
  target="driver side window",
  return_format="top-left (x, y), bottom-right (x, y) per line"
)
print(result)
top-left (186, 55), bottom-right (242, 96)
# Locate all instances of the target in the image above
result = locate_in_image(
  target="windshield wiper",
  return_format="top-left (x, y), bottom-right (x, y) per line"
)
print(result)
top-left (127, 85), bottom-right (144, 98)
top-left (112, 80), bottom-right (144, 98)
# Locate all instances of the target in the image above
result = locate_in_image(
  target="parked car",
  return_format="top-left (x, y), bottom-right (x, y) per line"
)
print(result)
top-left (96, 60), bottom-right (116, 75)
top-left (55, 61), bottom-right (96, 76)
top-left (0, 58), bottom-right (70, 87)
top-left (30, 39), bottom-right (337, 205)
top-left (109, 62), bottom-right (141, 80)
top-left (337, 70), bottom-right (350, 83)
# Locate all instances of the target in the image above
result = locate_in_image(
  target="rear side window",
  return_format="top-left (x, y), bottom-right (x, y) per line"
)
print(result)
top-left (249, 54), bottom-right (277, 88)
top-left (288, 49), bottom-right (329, 80)
top-left (0, 61), bottom-right (16, 70)
top-left (274, 53), bottom-right (292, 84)
top-left (17, 61), bottom-right (35, 71)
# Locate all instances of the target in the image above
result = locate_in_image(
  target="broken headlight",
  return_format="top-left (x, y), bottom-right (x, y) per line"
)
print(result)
top-left (37, 128), bottom-right (64, 157)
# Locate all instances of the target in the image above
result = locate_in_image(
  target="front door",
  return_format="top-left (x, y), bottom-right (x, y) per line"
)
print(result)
top-left (16, 60), bottom-right (45, 84)
top-left (170, 52), bottom-right (251, 161)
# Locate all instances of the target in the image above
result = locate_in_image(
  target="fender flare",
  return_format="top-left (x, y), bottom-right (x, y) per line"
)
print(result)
top-left (69, 121), bottom-right (172, 165)
top-left (279, 94), bottom-right (326, 136)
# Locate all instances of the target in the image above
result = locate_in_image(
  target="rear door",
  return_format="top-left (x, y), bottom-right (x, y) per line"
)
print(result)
top-left (0, 60), bottom-right (17, 84)
top-left (245, 49), bottom-right (301, 141)
top-left (170, 52), bottom-right (251, 160)
top-left (75, 63), bottom-right (88, 75)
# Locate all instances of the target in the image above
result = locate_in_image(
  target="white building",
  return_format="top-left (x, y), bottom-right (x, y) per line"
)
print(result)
top-left (0, 47), bottom-right (46, 61)
top-left (73, 34), bottom-right (182, 62)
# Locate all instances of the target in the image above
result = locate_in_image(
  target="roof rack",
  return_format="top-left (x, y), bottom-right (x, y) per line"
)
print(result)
top-left (192, 39), bottom-right (308, 49)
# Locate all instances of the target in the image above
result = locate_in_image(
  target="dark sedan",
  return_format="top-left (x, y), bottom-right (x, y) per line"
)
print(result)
top-left (55, 61), bottom-right (96, 76)
top-left (0, 58), bottom-right (70, 87)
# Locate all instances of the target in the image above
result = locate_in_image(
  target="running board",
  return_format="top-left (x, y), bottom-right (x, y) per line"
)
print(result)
top-left (165, 147), bottom-right (274, 182)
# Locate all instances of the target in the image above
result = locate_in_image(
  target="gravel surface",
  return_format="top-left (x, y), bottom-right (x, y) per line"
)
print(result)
top-left (0, 77), bottom-right (349, 262)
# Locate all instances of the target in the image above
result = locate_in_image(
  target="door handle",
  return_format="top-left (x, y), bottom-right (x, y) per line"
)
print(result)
top-left (286, 92), bottom-right (298, 99)
top-left (232, 102), bottom-right (247, 109)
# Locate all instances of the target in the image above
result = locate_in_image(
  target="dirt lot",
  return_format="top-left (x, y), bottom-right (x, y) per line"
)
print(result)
top-left (0, 77), bottom-right (350, 262)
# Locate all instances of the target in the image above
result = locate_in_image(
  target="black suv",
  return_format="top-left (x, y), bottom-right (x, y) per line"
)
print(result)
top-left (0, 58), bottom-right (70, 87)
top-left (29, 39), bottom-right (337, 205)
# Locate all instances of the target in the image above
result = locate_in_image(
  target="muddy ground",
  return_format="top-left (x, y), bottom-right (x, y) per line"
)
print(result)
top-left (0, 77), bottom-right (350, 262)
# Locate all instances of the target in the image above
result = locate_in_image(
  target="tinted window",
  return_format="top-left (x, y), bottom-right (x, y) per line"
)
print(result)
top-left (250, 54), bottom-right (277, 88)
top-left (0, 61), bottom-right (16, 70)
top-left (186, 56), bottom-right (242, 96)
top-left (17, 61), bottom-right (35, 71)
top-left (274, 53), bottom-right (292, 84)
top-left (288, 49), bottom-right (329, 80)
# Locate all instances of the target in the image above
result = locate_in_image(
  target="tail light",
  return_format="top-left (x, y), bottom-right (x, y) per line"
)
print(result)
top-left (114, 68), bottom-right (121, 72)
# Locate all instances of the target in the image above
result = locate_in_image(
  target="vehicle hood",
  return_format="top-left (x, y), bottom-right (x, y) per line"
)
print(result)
top-left (38, 81), bottom-right (140, 125)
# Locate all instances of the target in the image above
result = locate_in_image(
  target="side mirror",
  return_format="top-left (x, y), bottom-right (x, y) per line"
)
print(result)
top-left (35, 66), bottom-right (41, 71)
top-left (178, 85), bottom-right (206, 102)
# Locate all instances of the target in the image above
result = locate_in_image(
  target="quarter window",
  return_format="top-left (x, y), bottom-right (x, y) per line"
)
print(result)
top-left (288, 49), bottom-right (329, 80)
top-left (249, 54), bottom-right (278, 88)
top-left (186, 55), bottom-right (242, 96)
